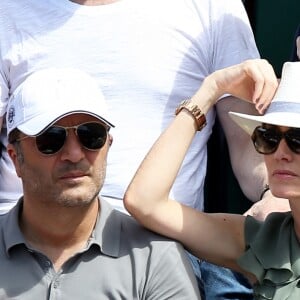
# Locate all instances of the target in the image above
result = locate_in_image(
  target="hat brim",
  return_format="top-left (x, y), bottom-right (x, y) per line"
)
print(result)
top-left (18, 110), bottom-right (114, 136)
top-left (229, 111), bottom-right (300, 135)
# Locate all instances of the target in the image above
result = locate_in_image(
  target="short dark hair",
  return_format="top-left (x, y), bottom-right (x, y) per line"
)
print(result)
top-left (8, 128), bottom-right (21, 144)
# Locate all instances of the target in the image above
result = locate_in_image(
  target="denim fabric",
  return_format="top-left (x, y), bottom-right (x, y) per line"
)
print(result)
top-left (187, 253), bottom-right (253, 300)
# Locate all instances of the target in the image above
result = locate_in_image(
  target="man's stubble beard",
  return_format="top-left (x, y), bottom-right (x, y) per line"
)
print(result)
top-left (19, 152), bottom-right (107, 208)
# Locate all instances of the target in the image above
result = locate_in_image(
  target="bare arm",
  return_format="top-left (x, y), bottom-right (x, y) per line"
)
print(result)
top-left (124, 59), bottom-right (277, 277)
top-left (217, 97), bottom-right (268, 201)
top-left (125, 104), bottom-right (247, 272)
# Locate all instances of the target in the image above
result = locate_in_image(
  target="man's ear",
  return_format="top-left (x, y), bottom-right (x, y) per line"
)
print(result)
top-left (7, 144), bottom-right (22, 178)
top-left (108, 134), bottom-right (113, 147)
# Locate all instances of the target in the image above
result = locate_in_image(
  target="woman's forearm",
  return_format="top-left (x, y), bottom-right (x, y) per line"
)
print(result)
top-left (124, 77), bottom-right (219, 219)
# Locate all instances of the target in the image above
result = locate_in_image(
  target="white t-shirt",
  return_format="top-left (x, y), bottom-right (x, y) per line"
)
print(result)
top-left (0, 0), bottom-right (259, 214)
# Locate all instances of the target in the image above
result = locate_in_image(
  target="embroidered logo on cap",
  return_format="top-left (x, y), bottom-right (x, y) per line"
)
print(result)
top-left (7, 106), bottom-right (15, 128)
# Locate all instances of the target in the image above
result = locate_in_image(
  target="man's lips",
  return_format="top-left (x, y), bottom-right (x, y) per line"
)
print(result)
top-left (59, 171), bottom-right (87, 179)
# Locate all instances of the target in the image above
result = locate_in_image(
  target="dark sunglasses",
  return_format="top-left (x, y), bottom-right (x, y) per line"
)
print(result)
top-left (17, 122), bottom-right (109, 155)
top-left (252, 126), bottom-right (300, 155)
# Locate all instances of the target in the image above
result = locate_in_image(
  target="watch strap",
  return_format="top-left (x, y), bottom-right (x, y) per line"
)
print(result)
top-left (175, 99), bottom-right (206, 131)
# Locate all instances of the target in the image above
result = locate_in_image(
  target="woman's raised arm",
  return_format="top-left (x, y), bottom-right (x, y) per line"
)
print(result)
top-left (124, 59), bottom-right (277, 274)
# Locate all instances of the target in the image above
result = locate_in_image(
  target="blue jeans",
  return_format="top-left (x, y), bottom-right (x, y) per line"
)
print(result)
top-left (188, 253), bottom-right (253, 300)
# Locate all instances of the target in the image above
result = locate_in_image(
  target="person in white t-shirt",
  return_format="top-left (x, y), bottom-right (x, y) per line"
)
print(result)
top-left (0, 0), bottom-right (290, 299)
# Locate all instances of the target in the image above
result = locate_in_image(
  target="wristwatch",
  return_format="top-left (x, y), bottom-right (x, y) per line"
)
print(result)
top-left (175, 99), bottom-right (206, 131)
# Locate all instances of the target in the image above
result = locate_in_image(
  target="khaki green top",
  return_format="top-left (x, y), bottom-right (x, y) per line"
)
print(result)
top-left (238, 212), bottom-right (300, 300)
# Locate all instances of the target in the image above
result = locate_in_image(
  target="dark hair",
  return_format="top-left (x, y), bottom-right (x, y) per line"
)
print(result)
top-left (8, 128), bottom-right (25, 164)
top-left (8, 128), bottom-right (21, 144)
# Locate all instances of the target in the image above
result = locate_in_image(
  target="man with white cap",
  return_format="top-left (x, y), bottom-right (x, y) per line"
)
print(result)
top-left (124, 58), bottom-right (300, 299)
top-left (0, 68), bottom-right (200, 299)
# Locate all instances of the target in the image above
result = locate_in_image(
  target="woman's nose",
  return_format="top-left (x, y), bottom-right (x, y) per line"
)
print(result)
top-left (273, 138), bottom-right (293, 161)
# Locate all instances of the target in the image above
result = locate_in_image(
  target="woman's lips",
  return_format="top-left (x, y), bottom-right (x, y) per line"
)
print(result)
top-left (272, 169), bottom-right (297, 179)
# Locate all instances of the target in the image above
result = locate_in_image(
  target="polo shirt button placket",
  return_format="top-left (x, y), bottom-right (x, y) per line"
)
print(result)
top-left (53, 279), bottom-right (59, 289)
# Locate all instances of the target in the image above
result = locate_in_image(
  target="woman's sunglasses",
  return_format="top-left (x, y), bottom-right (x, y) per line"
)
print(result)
top-left (252, 126), bottom-right (300, 155)
top-left (16, 122), bottom-right (109, 155)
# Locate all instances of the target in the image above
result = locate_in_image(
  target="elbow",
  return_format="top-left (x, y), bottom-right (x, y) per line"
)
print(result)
top-left (124, 184), bottom-right (162, 226)
top-left (124, 185), bottom-right (148, 220)
top-left (123, 189), bottom-right (137, 216)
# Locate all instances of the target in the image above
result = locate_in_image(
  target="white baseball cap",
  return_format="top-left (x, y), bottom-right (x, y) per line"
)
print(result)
top-left (6, 67), bottom-right (114, 136)
top-left (229, 61), bottom-right (300, 135)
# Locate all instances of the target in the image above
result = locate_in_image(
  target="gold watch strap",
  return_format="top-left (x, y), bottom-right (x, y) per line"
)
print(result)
top-left (175, 99), bottom-right (206, 131)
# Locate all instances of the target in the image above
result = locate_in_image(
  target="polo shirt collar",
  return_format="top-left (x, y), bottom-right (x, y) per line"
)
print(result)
top-left (93, 198), bottom-right (121, 258)
top-left (2, 197), bottom-right (122, 259)
top-left (2, 198), bottom-right (27, 256)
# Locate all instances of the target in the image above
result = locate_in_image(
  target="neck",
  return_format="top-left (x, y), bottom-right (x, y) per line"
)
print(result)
top-left (20, 199), bottom-right (99, 270)
top-left (70, 0), bottom-right (119, 5)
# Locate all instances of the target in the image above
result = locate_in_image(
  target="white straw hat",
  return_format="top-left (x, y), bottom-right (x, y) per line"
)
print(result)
top-left (229, 61), bottom-right (300, 135)
top-left (6, 68), bottom-right (114, 136)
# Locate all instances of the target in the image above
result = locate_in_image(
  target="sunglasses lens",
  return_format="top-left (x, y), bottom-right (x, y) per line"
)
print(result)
top-left (35, 122), bottom-right (108, 155)
top-left (36, 127), bottom-right (66, 155)
top-left (286, 129), bottom-right (300, 153)
top-left (77, 123), bottom-right (107, 150)
top-left (252, 127), bottom-right (279, 154)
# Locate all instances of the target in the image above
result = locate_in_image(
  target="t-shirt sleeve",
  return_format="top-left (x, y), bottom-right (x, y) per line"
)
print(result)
top-left (0, 71), bottom-right (9, 117)
top-left (210, 0), bottom-right (260, 72)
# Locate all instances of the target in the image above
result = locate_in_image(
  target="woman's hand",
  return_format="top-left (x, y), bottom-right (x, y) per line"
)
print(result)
top-left (204, 59), bottom-right (278, 114)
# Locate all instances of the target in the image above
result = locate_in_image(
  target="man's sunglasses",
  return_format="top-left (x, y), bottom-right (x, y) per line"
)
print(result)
top-left (17, 122), bottom-right (109, 155)
top-left (252, 126), bottom-right (300, 155)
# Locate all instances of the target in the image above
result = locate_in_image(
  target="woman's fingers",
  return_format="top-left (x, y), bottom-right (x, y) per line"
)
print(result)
top-left (213, 59), bottom-right (278, 114)
top-left (247, 59), bottom-right (278, 114)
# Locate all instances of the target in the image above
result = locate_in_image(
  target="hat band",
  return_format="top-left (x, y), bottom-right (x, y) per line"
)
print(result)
top-left (268, 101), bottom-right (300, 113)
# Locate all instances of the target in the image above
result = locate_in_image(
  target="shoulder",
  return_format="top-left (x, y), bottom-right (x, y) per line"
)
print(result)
top-left (114, 209), bottom-right (183, 248)
top-left (110, 209), bottom-right (190, 263)
top-left (111, 211), bottom-right (200, 298)
top-left (244, 212), bottom-right (293, 243)
top-left (239, 212), bottom-right (294, 272)
top-left (0, 214), bottom-right (12, 255)
top-left (97, 201), bottom-right (200, 296)
top-left (239, 213), bottom-right (300, 298)
top-left (190, 0), bottom-right (246, 12)
top-left (206, 0), bottom-right (250, 18)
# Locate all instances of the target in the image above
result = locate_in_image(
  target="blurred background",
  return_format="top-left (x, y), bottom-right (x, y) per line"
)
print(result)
top-left (244, 0), bottom-right (299, 75)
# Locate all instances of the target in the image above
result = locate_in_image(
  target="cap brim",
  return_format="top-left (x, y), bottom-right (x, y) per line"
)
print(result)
top-left (18, 110), bottom-right (114, 136)
top-left (229, 111), bottom-right (300, 135)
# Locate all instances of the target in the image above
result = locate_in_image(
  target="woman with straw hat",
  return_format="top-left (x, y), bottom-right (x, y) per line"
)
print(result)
top-left (124, 59), bottom-right (300, 299)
